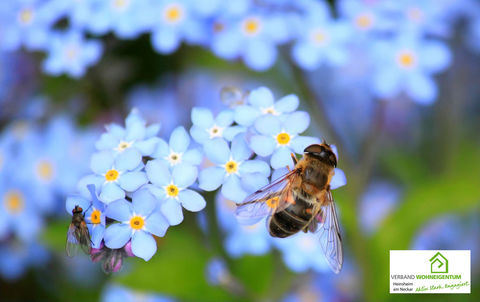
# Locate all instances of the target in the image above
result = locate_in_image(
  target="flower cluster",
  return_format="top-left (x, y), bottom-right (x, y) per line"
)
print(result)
top-left (66, 86), bottom-right (346, 272)
top-left (1, 0), bottom-right (477, 104)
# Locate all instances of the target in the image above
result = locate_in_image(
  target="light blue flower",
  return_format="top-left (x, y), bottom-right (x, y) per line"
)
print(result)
top-left (234, 87), bottom-right (299, 127)
top-left (151, 126), bottom-right (202, 167)
top-left (0, 241), bottom-right (49, 281)
top-left (79, 149), bottom-right (148, 204)
top-left (102, 284), bottom-right (176, 302)
top-left (146, 160), bottom-right (206, 226)
top-left (95, 108), bottom-right (160, 157)
top-left (190, 107), bottom-right (244, 144)
top-left (338, 0), bottom-right (393, 36)
top-left (370, 34), bottom-right (451, 104)
top-left (42, 30), bottom-right (103, 78)
top-left (198, 135), bottom-right (270, 202)
top-left (104, 189), bottom-right (169, 261)
top-left (66, 184), bottom-right (106, 249)
top-left (249, 112), bottom-right (319, 169)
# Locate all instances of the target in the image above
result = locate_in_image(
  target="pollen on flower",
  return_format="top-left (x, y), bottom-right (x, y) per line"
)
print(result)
top-left (166, 184), bottom-right (179, 197)
top-left (129, 216), bottom-right (145, 230)
top-left (164, 3), bottom-right (184, 24)
top-left (276, 132), bottom-right (291, 145)
top-left (261, 106), bottom-right (279, 115)
top-left (112, 0), bottom-right (129, 10)
top-left (36, 159), bottom-right (55, 182)
top-left (18, 7), bottom-right (34, 25)
top-left (167, 152), bottom-right (182, 165)
top-left (105, 169), bottom-right (119, 182)
top-left (310, 28), bottom-right (328, 45)
top-left (208, 125), bottom-right (224, 139)
top-left (224, 160), bottom-right (238, 174)
top-left (116, 141), bottom-right (132, 152)
top-left (90, 209), bottom-right (101, 224)
top-left (266, 196), bottom-right (279, 208)
top-left (4, 190), bottom-right (25, 215)
top-left (397, 51), bottom-right (417, 69)
top-left (355, 13), bottom-right (373, 30)
top-left (242, 17), bottom-right (261, 36)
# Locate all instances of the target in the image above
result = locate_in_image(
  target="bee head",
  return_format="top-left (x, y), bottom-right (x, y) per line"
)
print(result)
top-left (72, 205), bottom-right (83, 214)
top-left (304, 143), bottom-right (337, 167)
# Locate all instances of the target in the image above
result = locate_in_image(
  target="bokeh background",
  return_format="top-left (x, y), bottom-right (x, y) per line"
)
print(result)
top-left (0, 0), bottom-right (479, 301)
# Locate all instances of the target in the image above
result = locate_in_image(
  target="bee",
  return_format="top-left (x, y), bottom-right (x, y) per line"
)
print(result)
top-left (236, 142), bottom-right (343, 273)
top-left (66, 205), bottom-right (92, 257)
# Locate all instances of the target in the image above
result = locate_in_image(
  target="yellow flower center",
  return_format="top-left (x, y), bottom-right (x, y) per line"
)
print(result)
top-left (90, 209), bottom-right (101, 224)
top-left (116, 141), bottom-right (131, 152)
top-left (105, 169), bottom-right (119, 181)
top-left (209, 125), bottom-right (224, 138)
top-left (225, 160), bottom-right (238, 174)
top-left (276, 132), bottom-right (291, 145)
top-left (242, 17), bottom-right (261, 36)
top-left (166, 184), bottom-right (179, 197)
top-left (266, 196), bottom-right (279, 209)
top-left (355, 13), bottom-right (373, 30)
top-left (397, 51), bottom-right (416, 69)
top-left (36, 160), bottom-right (55, 182)
top-left (4, 190), bottom-right (24, 215)
top-left (407, 7), bottom-right (423, 22)
top-left (112, 0), bottom-right (130, 11)
top-left (213, 21), bottom-right (225, 33)
top-left (164, 3), bottom-right (184, 24)
top-left (65, 46), bottom-right (78, 60)
top-left (129, 216), bottom-right (145, 230)
top-left (18, 8), bottom-right (34, 25)
top-left (310, 29), bottom-right (328, 45)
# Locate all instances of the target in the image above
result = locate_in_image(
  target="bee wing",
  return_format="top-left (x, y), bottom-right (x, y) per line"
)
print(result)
top-left (235, 169), bottom-right (299, 225)
top-left (308, 190), bottom-right (343, 274)
top-left (66, 224), bottom-right (80, 257)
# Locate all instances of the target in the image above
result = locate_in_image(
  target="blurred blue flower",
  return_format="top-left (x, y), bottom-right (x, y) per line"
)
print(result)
top-left (96, 109), bottom-right (160, 157)
top-left (104, 189), bottom-right (169, 261)
top-left (250, 112), bottom-right (319, 169)
top-left (66, 185), bottom-right (106, 249)
top-left (146, 160), bottom-right (206, 225)
top-left (0, 241), bottom-right (49, 281)
top-left (102, 284), bottom-right (176, 302)
top-left (79, 149), bottom-right (148, 204)
top-left (190, 107), bottom-right (244, 144)
top-left (291, 1), bottom-right (352, 70)
top-left (198, 135), bottom-right (270, 202)
top-left (151, 126), bottom-right (202, 167)
top-left (206, 257), bottom-right (229, 286)
top-left (42, 30), bottom-right (103, 78)
top-left (234, 87), bottom-right (299, 127)
top-left (370, 34), bottom-right (451, 104)
top-left (338, 0), bottom-right (393, 36)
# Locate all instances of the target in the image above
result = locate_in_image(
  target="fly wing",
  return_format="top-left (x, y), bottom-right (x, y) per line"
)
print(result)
top-left (66, 224), bottom-right (80, 257)
top-left (235, 169), bottom-right (299, 225)
top-left (308, 190), bottom-right (343, 274)
top-left (77, 221), bottom-right (92, 255)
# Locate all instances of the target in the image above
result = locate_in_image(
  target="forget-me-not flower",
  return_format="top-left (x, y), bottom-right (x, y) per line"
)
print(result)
top-left (151, 126), bottom-right (202, 167)
top-left (146, 160), bottom-right (206, 225)
top-left (198, 135), bottom-right (270, 202)
top-left (190, 107), bottom-right (244, 144)
top-left (104, 189), bottom-right (169, 261)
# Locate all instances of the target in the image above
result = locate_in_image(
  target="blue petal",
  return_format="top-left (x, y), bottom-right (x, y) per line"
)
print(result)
top-left (190, 125), bottom-right (209, 144)
top-left (290, 136), bottom-right (320, 154)
top-left (250, 135), bottom-right (276, 157)
top-left (146, 160), bottom-right (171, 187)
top-left (284, 111), bottom-right (310, 134)
top-left (191, 107), bottom-right (213, 128)
top-left (172, 163), bottom-right (197, 188)
top-left (248, 87), bottom-right (275, 108)
top-left (77, 175), bottom-right (104, 199)
top-left (95, 133), bottom-right (118, 150)
top-left (215, 110), bottom-right (234, 127)
top-left (221, 175), bottom-right (247, 202)
top-left (183, 148), bottom-right (203, 166)
top-left (170, 126), bottom-right (190, 153)
top-left (223, 126), bottom-right (246, 142)
top-left (372, 67), bottom-right (401, 99)
top-left (203, 138), bottom-right (230, 164)
top-left (135, 137), bottom-right (159, 156)
top-left (405, 72), bottom-right (437, 105)
top-left (419, 41), bottom-right (451, 73)
top-left (234, 105), bottom-right (260, 127)
top-left (125, 108), bottom-right (145, 128)
top-left (65, 196), bottom-right (89, 215)
top-left (231, 134), bottom-right (252, 162)
top-left (104, 223), bottom-right (131, 249)
top-left (198, 166), bottom-right (225, 191)
top-left (254, 115), bottom-right (281, 135)
top-left (90, 151), bottom-right (114, 174)
top-left (330, 168), bottom-right (347, 190)
top-left (106, 124), bottom-right (125, 140)
top-left (160, 199), bottom-right (184, 226)
top-left (270, 147), bottom-right (293, 170)
top-left (239, 160), bottom-right (270, 177)
top-left (178, 189), bottom-right (206, 212)
top-left (132, 189), bottom-right (157, 216)
top-left (151, 27), bottom-right (180, 54)
top-left (292, 41), bottom-right (322, 70)
top-left (151, 138), bottom-right (169, 159)
top-left (115, 148), bottom-right (142, 172)
top-left (90, 225), bottom-right (105, 249)
top-left (99, 182), bottom-right (125, 204)
top-left (125, 121), bottom-right (146, 142)
top-left (106, 199), bottom-right (132, 221)
top-left (145, 211), bottom-right (169, 237)
top-left (244, 39), bottom-right (277, 71)
top-left (211, 31), bottom-right (241, 59)
top-left (146, 123), bottom-right (161, 137)
top-left (132, 230), bottom-right (157, 261)
top-left (275, 94), bottom-right (299, 113)
top-left (241, 173), bottom-right (269, 194)
top-left (118, 171), bottom-right (148, 192)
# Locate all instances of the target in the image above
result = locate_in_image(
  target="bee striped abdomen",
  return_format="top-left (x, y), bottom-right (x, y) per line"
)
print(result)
top-left (268, 192), bottom-right (314, 238)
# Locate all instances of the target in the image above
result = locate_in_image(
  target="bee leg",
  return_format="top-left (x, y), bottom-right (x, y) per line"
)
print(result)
top-left (290, 153), bottom-right (298, 165)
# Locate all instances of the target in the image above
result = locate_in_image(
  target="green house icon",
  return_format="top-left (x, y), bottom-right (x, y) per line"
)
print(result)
top-left (430, 252), bottom-right (448, 273)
